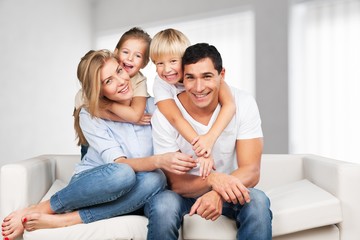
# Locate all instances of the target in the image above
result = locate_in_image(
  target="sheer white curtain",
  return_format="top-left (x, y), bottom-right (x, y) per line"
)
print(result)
top-left (96, 10), bottom-right (254, 96)
top-left (289, 0), bottom-right (360, 163)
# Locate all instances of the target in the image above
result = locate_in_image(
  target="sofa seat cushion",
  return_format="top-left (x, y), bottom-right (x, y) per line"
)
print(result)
top-left (182, 179), bottom-right (342, 240)
top-left (24, 215), bottom-right (149, 240)
top-left (267, 179), bottom-right (342, 236)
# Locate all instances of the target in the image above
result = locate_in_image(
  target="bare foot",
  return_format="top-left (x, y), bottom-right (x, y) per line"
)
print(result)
top-left (1, 200), bottom-right (52, 239)
top-left (2, 208), bottom-right (29, 240)
top-left (23, 211), bottom-right (82, 231)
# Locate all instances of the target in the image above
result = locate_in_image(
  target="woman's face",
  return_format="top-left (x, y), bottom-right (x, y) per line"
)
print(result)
top-left (100, 58), bottom-right (133, 103)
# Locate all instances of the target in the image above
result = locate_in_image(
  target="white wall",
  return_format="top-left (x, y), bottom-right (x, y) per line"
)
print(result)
top-left (0, 0), bottom-right (290, 169)
top-left (0, 0), bottom-right (92, 166)
top-left (93, 0), bottom-right (289, 154)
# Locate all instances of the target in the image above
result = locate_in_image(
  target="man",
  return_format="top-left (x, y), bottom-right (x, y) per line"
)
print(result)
top-left (145, 43), bottom-right (272, 240)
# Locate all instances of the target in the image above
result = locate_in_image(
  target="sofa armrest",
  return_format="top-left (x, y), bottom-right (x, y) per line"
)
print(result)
top-left (303, 154), bottom-right (360, 240)
top-left (0, 156), bottom-right (56, 220)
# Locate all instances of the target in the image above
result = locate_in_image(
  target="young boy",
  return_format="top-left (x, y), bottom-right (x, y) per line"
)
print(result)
top-left (150, 28), bottom-right (236, 178)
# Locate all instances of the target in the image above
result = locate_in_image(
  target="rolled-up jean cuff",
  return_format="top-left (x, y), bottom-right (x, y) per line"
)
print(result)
top-left (49, 193), bottom-right (66, 213)
top-left (79, 209), bottom-right (92, 223)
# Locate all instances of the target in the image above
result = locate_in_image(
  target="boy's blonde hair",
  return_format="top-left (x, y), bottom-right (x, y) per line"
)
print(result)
top-left (150, 28), bottom-right (190, 63)
top-left (74, 49), bottom-right (117, 145)
top-left (115, 27), bottom-right (152, 68)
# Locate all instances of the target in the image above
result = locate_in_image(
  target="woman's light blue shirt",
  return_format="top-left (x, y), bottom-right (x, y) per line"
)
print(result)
top-left (75, 97), bottom-right (155, 174)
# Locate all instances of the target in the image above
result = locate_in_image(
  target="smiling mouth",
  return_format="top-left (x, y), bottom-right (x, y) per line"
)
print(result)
top-left (193, 92), bottom-right (209, 99)
top-left (123, 63), bottom-right (133, 70)
top-left (118, 85), bottom-right (129, 94)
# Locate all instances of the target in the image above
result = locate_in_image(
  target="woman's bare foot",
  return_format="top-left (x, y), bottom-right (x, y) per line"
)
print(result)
top-left (1, 200), bottom-right (53, 239)
top-left (2, 208), bottom-right (30, 240)
top-left (23, 211), bottom-right (82, 231)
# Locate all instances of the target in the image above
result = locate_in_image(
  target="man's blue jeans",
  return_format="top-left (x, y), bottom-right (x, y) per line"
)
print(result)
top-left (144, 188), bottom-right (272, 240)
top-left (50, 163), bottom-right (166, 223)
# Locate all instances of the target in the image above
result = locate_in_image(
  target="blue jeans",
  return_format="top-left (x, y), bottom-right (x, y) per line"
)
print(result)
top-left (50, 163), bottom-right (166, 223)
top-left (144, 188), bottom-right (272, 240)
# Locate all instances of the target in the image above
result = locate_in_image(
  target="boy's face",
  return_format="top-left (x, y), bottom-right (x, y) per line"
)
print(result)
top-left (115, 38), bottom-right (147, 78)
top-left (183, 57), bottom-right (223, 109)
top-left (155, 55), bottom-right (183, 85)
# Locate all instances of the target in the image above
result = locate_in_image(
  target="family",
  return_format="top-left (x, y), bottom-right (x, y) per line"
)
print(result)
top-left (1, 27), bottom-right (272, 240)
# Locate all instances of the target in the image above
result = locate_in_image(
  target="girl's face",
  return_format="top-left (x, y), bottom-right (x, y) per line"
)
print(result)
top-left (100, 58), bottom-right (133, 103)
top-left (155, 55), bottom-right (183, 85)
top-left (116, 38), bottom-right (148, 78)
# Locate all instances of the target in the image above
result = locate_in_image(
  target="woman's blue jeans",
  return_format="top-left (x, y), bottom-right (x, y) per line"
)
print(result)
top-left (50, 163), bottom-right (166, 223)
top-left (144, 188), bottom-right (272, 240)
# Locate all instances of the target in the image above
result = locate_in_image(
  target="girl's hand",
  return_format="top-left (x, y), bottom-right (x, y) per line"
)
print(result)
top-left (136, 113), bottom-right (152, 125)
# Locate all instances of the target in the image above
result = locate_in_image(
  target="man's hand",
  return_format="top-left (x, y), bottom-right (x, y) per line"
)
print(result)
top-left (208, 172), bottom-right (250, 205)
top-left (189, 190), bottom-right (223, 221)
top-left (156, 152), bottom-right (197, 175)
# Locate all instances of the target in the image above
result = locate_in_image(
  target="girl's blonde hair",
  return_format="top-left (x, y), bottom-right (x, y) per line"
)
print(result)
top-left (115, 27), bottom-right (152, 68)
top-left (74, 49), bottom-right (117, 145)
top-left (149, 28), bottom-right (190, 63)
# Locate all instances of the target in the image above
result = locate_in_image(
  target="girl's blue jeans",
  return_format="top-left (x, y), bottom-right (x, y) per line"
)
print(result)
top-left (144, 188), bottom-right (272, 240)
top-left (49, 163), bottom-right (166, 223)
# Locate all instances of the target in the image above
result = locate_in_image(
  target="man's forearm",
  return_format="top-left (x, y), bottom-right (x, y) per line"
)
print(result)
top-left (166, 171), bottom-right (211, 198)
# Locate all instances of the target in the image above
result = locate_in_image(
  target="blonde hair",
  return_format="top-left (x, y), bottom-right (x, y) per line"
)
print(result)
top-left (115, 27), bottom-right (152, 68)
top-left (149, 28), bottom-right (190, 63)
top-left (74, 49), bottom-right (117, 145)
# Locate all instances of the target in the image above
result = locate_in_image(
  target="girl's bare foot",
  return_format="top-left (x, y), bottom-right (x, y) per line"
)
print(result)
top-left (23, 211), bottom-right (82, 231)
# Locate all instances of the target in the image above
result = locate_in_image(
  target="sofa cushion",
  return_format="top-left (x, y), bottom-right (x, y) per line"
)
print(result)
top-left (182, 179), bottom-right (342, 239)
top-left (40, 179), bottom-right (67, 202)
top-left (267, 179), bottom-right (342, 236)
top-left (183, 214), bottom-right (236, 240)
top-left (24, 215), bottom-right (149, 240)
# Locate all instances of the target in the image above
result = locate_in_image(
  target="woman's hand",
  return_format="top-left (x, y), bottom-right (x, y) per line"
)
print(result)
top-left (156, 152), bottom-right (197, 175)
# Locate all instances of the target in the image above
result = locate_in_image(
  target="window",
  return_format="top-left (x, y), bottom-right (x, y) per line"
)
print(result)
top-left (95, 10), bottom-right (255, 96)
top-left (289, 0), bottom-right (360, 163)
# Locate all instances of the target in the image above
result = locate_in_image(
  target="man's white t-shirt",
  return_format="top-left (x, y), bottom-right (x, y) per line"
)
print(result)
top-left (151, 87), bottom-right (263, 175)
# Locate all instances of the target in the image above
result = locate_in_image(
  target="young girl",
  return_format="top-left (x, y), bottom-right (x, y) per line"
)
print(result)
top-left (1, 50), bottom-right (195, 240)
top-left (75, 27), bottom-right (151, 124)
top-left (150, 29), bottom-right (236, 178)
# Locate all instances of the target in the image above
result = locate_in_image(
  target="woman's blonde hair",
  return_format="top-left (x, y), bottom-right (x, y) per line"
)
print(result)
top-left (149, 28), bottom-right (190, 63)
top-left (74, 49), bottom-right (117, 145)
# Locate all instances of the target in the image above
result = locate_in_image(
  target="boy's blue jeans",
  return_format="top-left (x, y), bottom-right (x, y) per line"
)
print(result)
top-left (144, 188), bottom-right (272, 240)
top-left (49, 163), bottom-right (166, 223)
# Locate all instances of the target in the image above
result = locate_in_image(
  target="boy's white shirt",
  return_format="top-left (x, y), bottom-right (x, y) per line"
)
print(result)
top-left (151, 87), bottom-right (263, 175)
top-left (153, 75), bottom-right (185, 104)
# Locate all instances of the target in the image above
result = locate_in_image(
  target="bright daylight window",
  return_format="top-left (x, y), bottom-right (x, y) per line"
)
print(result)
top-left (95, 10), bottom-right (255, 97)
top-left (289, 0), bottom-right (360, 163)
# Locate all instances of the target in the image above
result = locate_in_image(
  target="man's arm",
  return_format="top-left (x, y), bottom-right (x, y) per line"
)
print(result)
top-left (167, 138), bottom-right (263, 201)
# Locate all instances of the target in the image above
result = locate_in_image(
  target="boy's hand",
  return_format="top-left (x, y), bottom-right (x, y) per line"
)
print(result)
top-left (197, 155), bottom-right (216, 179)
top-left (191, 134), bottom-right (216, 157)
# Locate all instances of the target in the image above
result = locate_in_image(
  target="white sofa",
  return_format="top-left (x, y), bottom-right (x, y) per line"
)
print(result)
top-left (1, 154), bottom-right (360, 240)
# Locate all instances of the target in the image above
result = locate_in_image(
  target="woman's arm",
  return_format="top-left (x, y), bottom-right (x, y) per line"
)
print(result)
top-left (114, 151), bottom-right (197, 174)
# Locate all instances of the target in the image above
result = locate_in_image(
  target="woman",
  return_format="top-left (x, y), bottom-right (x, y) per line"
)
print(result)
top-left (2, 49), bottom-right (196, 240)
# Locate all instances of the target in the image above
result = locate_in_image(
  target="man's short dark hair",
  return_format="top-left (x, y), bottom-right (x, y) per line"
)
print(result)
top-left (182, 43), bottom-right (223, 74)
